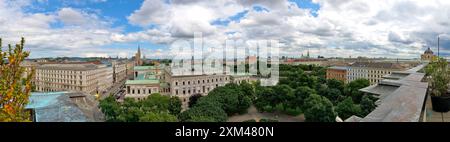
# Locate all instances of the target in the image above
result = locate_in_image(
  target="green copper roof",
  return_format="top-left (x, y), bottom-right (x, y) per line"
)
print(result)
top-left (126, 79), bottom-right (160, 85)
top-left (134, 66), bottom-right (155, 70)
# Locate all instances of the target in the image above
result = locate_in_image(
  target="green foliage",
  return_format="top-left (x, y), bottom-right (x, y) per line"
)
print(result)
top-left (326, 79), bottom-right (344, 91)
top-left (99, 94), bottom-right (180, 122)
top-left (179, 83), bottom-right (253, 122)
top-left (335, 97), bottom-right (362, 120)
top-left (360, 95), bottom-right (376, 116)
top-left (99, 96), bottom-right (122, 121)
top-left (323, 88), bottom-right (343, 104)
top-left (179, 101), bottom-right (227, 122)
top-left (426, 57), bottom-right (450, 97)
top-left (0, 37), bottom-right (34, 122)
top-left (293, 86), bottom-right (315, 107)
top-left (304, 94), bottom-right (337, 122)
top-left (198, 83), bottom-right (251, 115)
top-left (188, 93), bottom-right (202, 108)
top-left (240, 81), bottom-right (256, 100)
top-left (344, 79), bottom-right (370, 103)
top-left (139, 111), bottom-right (178, 122)
top-left (168, 96), bottom-right (182, 115)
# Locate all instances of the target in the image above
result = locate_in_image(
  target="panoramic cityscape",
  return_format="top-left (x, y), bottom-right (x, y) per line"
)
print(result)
top-left (1, 0), bottom-right (450, 125)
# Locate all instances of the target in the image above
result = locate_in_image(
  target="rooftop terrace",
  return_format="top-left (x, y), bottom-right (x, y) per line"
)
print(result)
top-left (346, 63), bottom-right (428, 122)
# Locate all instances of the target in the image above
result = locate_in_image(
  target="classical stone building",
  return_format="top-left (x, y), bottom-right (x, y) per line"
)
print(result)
top-left (112, 60), bottom-right (127, 83)
top-left (124, 64), bottom-right (255, 109)
top-left (347, 62), bottom-right (408, 84)
top-left (421, 47), bottom-right (436, 61)
top-left (35, 62), bottom-right (113, 95)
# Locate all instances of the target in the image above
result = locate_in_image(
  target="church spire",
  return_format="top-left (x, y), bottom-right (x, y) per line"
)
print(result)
top-left (307, 50), bottom-right (310, 58)
top-left (138, 44), bottom-right (141, 56)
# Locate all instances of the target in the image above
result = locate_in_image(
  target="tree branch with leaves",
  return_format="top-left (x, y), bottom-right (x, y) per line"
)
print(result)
top-left (0, 37), bottom-right (34, 122)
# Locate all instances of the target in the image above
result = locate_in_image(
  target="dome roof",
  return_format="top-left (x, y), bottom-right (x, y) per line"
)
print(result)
top-left (424, 47), bottom-right (433, 54)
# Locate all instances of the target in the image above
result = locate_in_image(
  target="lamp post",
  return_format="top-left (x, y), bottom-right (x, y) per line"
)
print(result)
top-left (438, 35), bottom-right (440, 57)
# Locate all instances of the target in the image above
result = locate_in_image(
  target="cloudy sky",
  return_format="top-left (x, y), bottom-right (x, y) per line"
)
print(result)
top-left (0, 0), bottom-right (449, 59)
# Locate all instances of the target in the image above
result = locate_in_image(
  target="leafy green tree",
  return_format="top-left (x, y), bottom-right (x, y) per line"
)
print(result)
top-left (293, 86), bottom-right (315, 107)
top-left (344, 79), bottom-right (370, 103)
top-left (240, 81), bottom-right (256, 100)
top-left (139, 111), bottom-right (178, 122)
top-left (426, 57), bottom-right (450, 97)
top-left (304, 94), bottom-right (337, 122)
top-left (188, 93), bottom-right (202, 108)
top-left (360, 95), bottom-right (376, 116)
top-left (335, 97), bottom-right (362, 120)
top-left (168, 96), bottom-right (182, 115)
top-left (202, 84), bottom-right (251, 115)
top-left (326, 79), bottom-right (344, 91)
top-left (254, 87), bottom-right (276, 112)
top-left (179, 101), bottom-right (227, 122)
top-left (324, 88), bottom-right (343, 103)
top-left (119, 106), bottom-right (144, 122)
top-left (99, 96), bottom-right (122, 121)
top-left (1, 37), bottom-right (34, 122)
top-left (141, 93), bottom-right (170, 112)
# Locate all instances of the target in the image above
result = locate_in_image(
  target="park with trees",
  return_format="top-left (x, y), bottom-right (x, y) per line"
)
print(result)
top-left (99, 64), bottom-right (376, 122)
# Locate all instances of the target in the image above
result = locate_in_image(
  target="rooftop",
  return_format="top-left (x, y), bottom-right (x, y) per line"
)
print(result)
top-left (26, 92), bottom-right (103, 122)
top-left (350, 62), bottom-right (407, 69)
top-left (347, 63), bottom-right (428, 122)
top-left (125, 79), bottom-right (160, 85)
top-left (327, 66), bottom-right (348, 70)
top-left (36, 62), bottom-right (108, 71)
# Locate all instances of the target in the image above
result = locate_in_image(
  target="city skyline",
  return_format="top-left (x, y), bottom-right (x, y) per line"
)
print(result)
top-left (1, 0), bottom-right (450, 59)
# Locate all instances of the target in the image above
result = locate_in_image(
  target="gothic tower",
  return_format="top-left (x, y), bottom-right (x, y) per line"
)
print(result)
top-left (135, 45), bottom-right (142, 66)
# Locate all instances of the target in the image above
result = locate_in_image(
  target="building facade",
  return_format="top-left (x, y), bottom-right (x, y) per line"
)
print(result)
top-left (421, 47), bottom-right (436, 61)
top-left (326, 66), bottom-right (348, 83)
top-left (35, 62), bottom-right (113, 95)
top-left (112, 60), bottom-right (127, 83)
top-left (124, 65), bottom-right (255, 109)
top-left (347, 62), bottom-right (407, 84)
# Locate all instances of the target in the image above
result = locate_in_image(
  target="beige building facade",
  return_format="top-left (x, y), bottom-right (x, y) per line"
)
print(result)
top-left (347, 62), bottom-right (408, 84)
top-left (35, 62), bottom-right (113, 95)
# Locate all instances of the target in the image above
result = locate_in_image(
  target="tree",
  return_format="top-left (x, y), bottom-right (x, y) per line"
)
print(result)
top-left (344, 79), bottom-right (370, 103)
top-left (168, 96), bottom-right (182, 115)
top-left (426, 57), bottom-right (450, 97)
top-left (360, 95), bottom-right (376, 116)
top-left (141, 93), bottom-right (170, 112)
top-left (293, 86), bottom-right (315, 107)
top-left (324, 88), bottom-right (343, 104)
top-left (99, 94), bottom-right (183, 122)
top-left (179, 101), bottom-right (227, 122)
top-left (304, 94), bottom-right (337, 122)
top-left (335, 97), bottom-right (362, 120)
top-left (139, 111), bottom-right (178, 122)
top-left (188, 93), bottom-right (203, 108)
top-left (99, 96), bottom-right (122, 121)
top-left (326, 79), bottom-right (344, 91)
top-left (202, 84), bottom-right (251, 115)
top-left (0, 37), bottom-right (34, 122)
top-left (240, 81), bottom-right (256, 100)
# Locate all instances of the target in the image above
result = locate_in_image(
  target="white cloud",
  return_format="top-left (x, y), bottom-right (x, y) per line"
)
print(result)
top-left (3, 0), bottom-right (450, 58)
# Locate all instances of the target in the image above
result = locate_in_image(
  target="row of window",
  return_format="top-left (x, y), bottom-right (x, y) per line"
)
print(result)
top-left (174, 84), bottom-right (219, 95)
top-left (174, 77), bottom-right (228, 86)
top-left (127, 86), bottom-right (159, 95)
